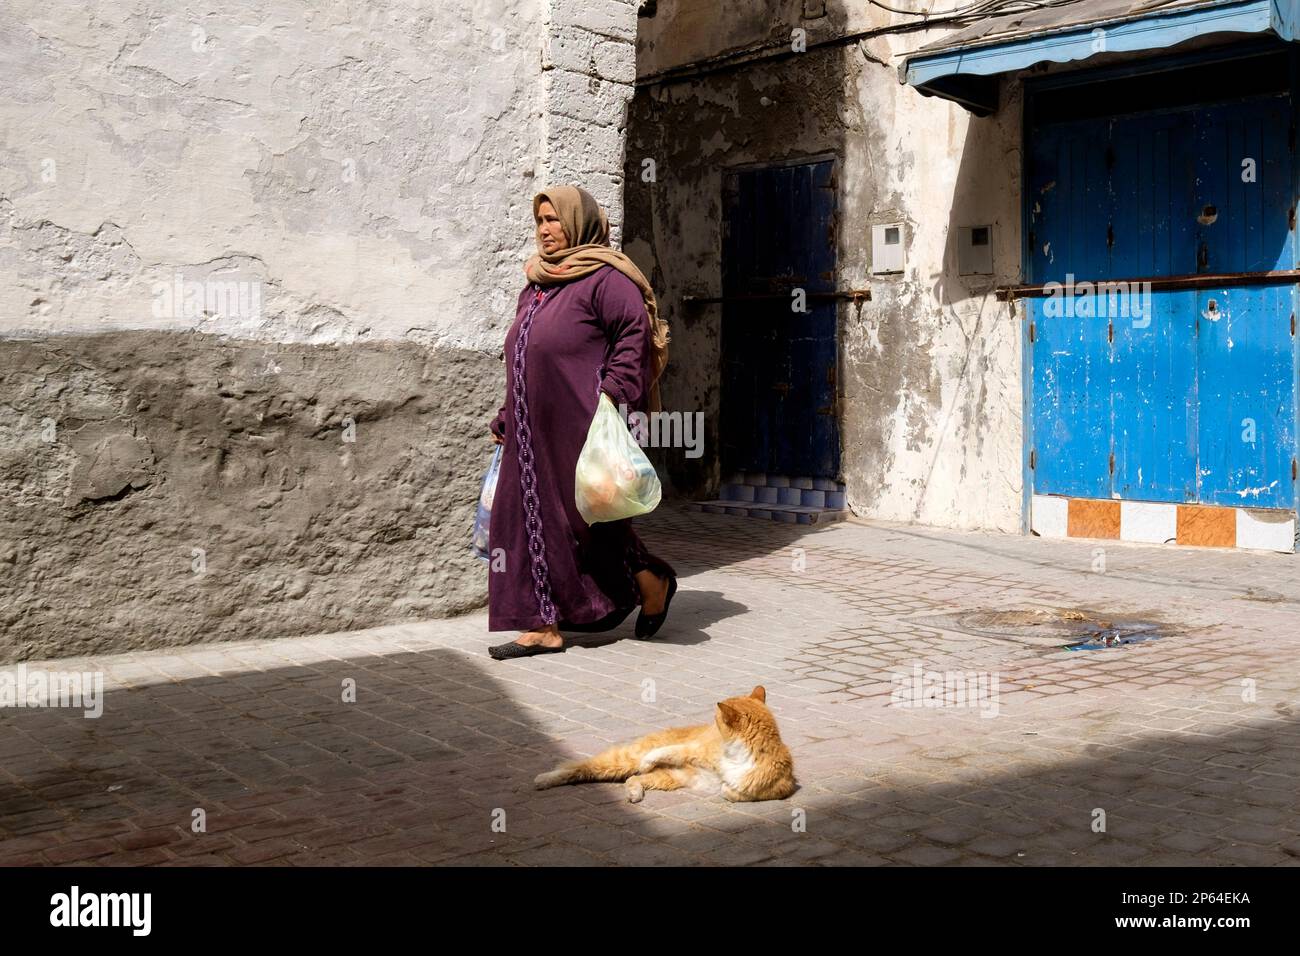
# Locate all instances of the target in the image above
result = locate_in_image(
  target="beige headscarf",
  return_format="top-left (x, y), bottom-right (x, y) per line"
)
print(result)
top-left (524, 185), bottom-right (669, 413)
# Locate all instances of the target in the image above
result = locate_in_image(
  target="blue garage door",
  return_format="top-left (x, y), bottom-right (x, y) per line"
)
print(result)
top-left (1026, 92), bottom-right (1296, 509)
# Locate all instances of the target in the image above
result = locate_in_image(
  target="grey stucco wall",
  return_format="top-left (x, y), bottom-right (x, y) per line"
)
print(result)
top-left (0, 334), bottom-right (500, 661)
top-left (0, 0), bottom-right (642, 659)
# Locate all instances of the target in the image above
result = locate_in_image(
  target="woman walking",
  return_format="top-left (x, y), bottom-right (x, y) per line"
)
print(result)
top-left (486, 185), bottom-right (678, 660)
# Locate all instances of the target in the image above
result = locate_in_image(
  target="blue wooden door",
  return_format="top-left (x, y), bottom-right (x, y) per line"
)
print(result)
top-left (1027, 93), bottom-right (1296, 508)
top-left (1108, 111), bottom-right (1199, 503)
top-left (721, 161), bottom-right (840, 478)
top-left (1027, 116), bottom-right (1126, 499)
top-left (1193, 97), bottom-right (1296, 508)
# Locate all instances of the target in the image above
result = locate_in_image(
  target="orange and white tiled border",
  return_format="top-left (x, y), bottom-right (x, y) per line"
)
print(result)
top-left (1031, 495), bottom-right (1296, 553)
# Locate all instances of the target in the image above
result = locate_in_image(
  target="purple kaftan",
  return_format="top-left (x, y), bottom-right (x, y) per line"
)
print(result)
top-left (487, 265), bottom-right (674, 632)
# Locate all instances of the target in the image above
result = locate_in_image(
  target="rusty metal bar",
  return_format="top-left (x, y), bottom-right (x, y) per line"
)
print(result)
top-left (682, 289), bottom-right (871, 305)
top-left (996, 269), bottom-right (1300, 301)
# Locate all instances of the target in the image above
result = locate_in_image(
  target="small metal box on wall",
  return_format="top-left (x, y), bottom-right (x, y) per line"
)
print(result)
top-left (871, 222), bottom-right (905, 274)
top-left (957, 224), bottom-right (993, 275)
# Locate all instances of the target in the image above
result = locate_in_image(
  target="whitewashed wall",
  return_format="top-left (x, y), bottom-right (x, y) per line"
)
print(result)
top-left (0, 0), bottom-right (643, 659)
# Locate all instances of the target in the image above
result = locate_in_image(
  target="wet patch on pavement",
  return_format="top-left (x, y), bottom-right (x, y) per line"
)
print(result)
top-left (916, 607), bottom-right (1176, 652)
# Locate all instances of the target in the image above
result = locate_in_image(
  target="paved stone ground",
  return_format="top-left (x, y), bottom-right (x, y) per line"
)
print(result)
top-left (3, 504), bottom-right (1299, 866)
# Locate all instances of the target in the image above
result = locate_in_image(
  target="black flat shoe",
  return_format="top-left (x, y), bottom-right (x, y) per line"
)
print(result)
top-left (488, 641), bottom-right (566, 660)
top-left (634, 574), bottom-right (677, 639)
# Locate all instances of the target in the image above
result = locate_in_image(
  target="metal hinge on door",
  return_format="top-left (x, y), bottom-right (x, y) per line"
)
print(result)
top-left (1107, 321), bottom-right (1113, 343)
top-left (1028, 322), bottom-right (1035, 343)
top-left (1293, 459), bottom-right (1297, 481)
top-left (1108, 453), bottom-right (1115, 476)
top-left (1029, 449), bottom-right (1036, 470)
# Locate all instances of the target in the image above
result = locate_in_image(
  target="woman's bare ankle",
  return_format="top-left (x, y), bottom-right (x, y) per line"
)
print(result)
top-left (517, 626), bottom-right (563, 648)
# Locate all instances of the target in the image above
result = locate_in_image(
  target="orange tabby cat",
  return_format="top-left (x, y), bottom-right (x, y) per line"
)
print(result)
top-left (534, 686), bottom-right (796, 803)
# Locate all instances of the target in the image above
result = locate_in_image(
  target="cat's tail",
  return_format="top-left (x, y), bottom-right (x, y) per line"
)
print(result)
top-left (534, 743), bottom-right (645, 790)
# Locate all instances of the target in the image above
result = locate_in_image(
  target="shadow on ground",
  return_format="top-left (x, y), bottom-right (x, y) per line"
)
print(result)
top-left (2, 643), bottom-right (1296, 866)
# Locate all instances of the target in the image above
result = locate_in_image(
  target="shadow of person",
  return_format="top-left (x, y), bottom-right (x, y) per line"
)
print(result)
top-left (561, 588), bottom-right (745, 650)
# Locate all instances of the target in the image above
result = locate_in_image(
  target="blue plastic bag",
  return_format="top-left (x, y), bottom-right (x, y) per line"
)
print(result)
top-left (471, 445), bottom-right (503, 562)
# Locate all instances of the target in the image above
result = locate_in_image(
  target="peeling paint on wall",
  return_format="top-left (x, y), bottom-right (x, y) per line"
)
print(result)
top-left (626, 5), bottom-right (1023, 532)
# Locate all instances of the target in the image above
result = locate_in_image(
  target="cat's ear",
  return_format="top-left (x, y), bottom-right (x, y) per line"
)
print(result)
top-left (716, 702), bottom-right (739, 726)
top-left (750, 685), bottom-right (766, 703)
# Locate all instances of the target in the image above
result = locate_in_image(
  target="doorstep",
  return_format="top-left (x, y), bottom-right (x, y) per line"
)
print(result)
top-left (1030, 494), bottom-right (1296, 553)
top-left (690, 472), bottom-right (848, 526)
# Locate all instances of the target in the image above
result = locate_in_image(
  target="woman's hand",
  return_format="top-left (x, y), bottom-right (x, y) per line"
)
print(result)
top-left (490, 430), bottom-right (504, 445)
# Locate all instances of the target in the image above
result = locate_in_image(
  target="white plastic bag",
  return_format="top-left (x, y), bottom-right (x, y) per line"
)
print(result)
top-left (575, 394), bottom-right (662, 524)
top-left (471, 445), bottom-right (502, 561)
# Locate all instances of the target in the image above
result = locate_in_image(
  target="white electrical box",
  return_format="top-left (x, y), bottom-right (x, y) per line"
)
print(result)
top-left (958, 224), bottom-right (993, 275)
top-left (871, 222), bottom-right (904, 274)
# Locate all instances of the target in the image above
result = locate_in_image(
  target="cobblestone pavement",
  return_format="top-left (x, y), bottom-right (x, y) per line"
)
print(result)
top-left (3, 504), bottom-right (1299, 866)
